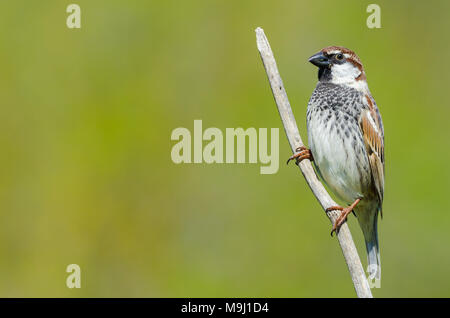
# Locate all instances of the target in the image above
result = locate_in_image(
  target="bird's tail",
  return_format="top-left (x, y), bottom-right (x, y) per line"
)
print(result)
top-left (356, 206), bottom-right (381, 280)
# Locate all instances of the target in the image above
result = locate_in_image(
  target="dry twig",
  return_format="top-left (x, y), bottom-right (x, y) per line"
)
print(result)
top-left (255, 27), bottom-right (373, 298)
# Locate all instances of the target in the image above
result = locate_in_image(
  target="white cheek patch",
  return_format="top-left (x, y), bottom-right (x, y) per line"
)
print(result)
top-left (330, 63), bottom-right (361, 84)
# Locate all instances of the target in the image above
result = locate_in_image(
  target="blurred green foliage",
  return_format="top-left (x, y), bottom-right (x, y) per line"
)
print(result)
top-left (0, 0), bottom-right (449, 297)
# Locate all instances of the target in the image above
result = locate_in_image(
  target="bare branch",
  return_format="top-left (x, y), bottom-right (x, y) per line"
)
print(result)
top-left (255, 27), bottom-right (373, 298)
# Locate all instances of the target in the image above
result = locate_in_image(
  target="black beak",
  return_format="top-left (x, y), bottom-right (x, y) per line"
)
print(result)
top-left (308, 52), bottom-right (330, 68)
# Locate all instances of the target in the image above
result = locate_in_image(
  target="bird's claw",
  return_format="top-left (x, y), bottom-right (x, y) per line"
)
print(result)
top-left (326, 198), bottom-right (361, 237)
top-left (330, 216), bottom-right (346, 236)
top-left (286, 146), bottom-right (313, 165)
top-left (326, 206), bottom-right (346, 237)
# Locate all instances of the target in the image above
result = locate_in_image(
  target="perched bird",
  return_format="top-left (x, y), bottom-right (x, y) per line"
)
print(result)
top-left (287, 46), bottom-right (384, 280)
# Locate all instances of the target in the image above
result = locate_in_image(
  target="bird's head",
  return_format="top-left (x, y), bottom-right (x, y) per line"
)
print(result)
top-left (309, 46), bottom-right (367, 89)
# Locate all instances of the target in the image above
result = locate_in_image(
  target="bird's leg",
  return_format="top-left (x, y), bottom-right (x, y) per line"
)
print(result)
top-left (326, 198), bottom-right (361, 236)
top-left (286, 146), bottom-right (313, 165)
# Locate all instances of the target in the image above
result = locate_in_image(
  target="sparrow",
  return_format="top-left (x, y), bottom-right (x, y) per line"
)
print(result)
top-left (287, 46), bottom-right (384, 280)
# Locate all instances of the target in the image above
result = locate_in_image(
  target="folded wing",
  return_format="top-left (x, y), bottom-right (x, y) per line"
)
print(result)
top-left (359, 105), bottom-right (385, 209)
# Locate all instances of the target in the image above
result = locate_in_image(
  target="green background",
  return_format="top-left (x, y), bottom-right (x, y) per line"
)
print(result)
top-left (0, 0), bottom-right (448, 297)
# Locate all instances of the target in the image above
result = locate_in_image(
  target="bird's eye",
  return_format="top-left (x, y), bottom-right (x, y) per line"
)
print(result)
top-left (336, 53), bottom-right (344, 60)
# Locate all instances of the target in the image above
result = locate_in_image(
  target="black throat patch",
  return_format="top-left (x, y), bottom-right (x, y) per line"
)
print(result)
top-left (318, 67), bottom-right (332, 81)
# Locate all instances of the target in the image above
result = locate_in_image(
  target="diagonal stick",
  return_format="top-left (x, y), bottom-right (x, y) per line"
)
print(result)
top-left (255, 27), bottom-right (373, 298)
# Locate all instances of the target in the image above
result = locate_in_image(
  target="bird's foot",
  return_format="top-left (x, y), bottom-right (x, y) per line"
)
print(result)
top-left (326, 198), bottom-right (361, 236)
top-left (286, 146), bottom-right (313, 165)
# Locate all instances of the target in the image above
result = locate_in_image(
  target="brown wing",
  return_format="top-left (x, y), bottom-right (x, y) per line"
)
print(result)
top-left (359, 107), bottom-right (385, 209)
